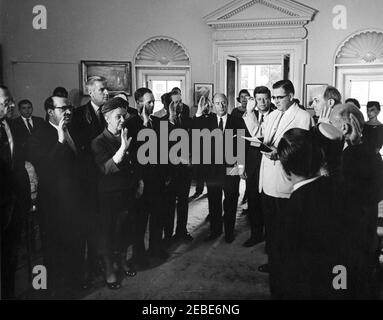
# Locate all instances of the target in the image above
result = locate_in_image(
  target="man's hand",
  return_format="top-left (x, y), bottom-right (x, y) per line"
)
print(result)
top-left (135, 179), bottom-right (144, 199)
top-left (261, 145), bottom-right (278, 160)
top-left (169, 101), bottom-right (177, 124)
top-left (196, 96), bottom-right (210, 116)
top-left (246, 98), bottom-right (256, 114)
top-left (318, 105), bottom-right (332, 124)
top-left (57, 117), bottom-right (67, 143)
top-left (238, 166), bottom-right (247, 180)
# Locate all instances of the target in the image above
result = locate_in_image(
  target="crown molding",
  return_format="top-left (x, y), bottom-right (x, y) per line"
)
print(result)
top-left (204, 0), bottom-right (317, 31)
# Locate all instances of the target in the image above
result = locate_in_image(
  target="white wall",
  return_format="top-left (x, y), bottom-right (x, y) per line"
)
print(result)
top-left (304, 0), bottom-right (383, 85)
top-left (2, 0), bottom-right (383, 117)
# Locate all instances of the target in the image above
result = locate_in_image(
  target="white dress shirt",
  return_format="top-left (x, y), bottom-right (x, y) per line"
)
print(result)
top-left (217, 114), bottom-right (228, 131)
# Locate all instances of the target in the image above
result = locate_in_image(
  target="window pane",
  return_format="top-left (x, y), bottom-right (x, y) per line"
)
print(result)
top-left (240, 64), bottom-right (282, 90)
top-left (369, 81), bottom-right (383, 102)
top-left (167, 81), bottom-right (181, 92)
top-left (350, 81), bottom-right (369, 106)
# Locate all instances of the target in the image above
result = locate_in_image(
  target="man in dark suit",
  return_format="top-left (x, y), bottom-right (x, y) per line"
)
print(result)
top-left (0, 85), bottom-right (30, 299)
top-left (11, 99), bottom-right (45, 158)
top-left (242, 86), bottom-right (275, 247)
top-left (162, 92), bottom-right (193, 242)
top-left (29, 95), bottom-right (82, 298)
top-left (70, 76), bottom-right (109, 287)
top-left (194, 93), bottom-right (247, 243)
top-left (329, 103), bottom-right (383, 298)
top-left (133, 88), bottom-right (170, 262)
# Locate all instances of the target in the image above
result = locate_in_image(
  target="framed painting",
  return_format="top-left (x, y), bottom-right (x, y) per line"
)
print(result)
top-left (81, 60), bottom-right (132, 95)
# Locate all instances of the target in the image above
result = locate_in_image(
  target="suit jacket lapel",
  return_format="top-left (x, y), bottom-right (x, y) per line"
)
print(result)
top-left (272, 104), bottom-right (298, 145)
top-left (264, 111), bottom-right (279, 145)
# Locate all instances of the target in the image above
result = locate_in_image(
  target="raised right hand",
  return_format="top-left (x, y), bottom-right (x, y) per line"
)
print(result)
top-left (120, 128), bottom-right (132, 152)
top-left (246, 98), bottom-right (256, 114)
top-left (197, 96), bottom-right (209, 115)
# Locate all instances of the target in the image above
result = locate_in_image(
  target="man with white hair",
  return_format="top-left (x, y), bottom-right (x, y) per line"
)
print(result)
top-left (71, 75), bottom-right (109, 288)
top-left (194, 93), bottom-right (247, 243)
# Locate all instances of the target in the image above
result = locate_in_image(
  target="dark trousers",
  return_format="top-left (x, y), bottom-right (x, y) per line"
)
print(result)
top-left (194, 165), bottom-right (206, 194)
top-left (206, 170), bottom-right (240, 237)
top-left (1, 205), bottom-right (22, 299)
top-left (261, 192), bottom-right (289, 297)
top-left (38, 193), bottom-right (82, 296)
top-left (247, 172), bottom-right (264, 238)
top-left (133, 199), bottom-right (149, 260)
top-left (148, 193), bottom-right (167, 253)
top-left (164, 167), bottom-right (192, 238)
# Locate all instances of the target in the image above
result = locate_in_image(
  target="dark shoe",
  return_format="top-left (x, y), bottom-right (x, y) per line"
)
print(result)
top-left (242, 236), bottom-right (264, 247)
top-left (225, 234), bottom-right (235, 243)
top-left (173, 233), bottom-right (193, 242)
top-left (258, 264), bottom-right (269, 273)
top-left (148, 249), bottom-right (169, 260)
top-left (106, 281), bottom-right (121, 290)
top-left (133, 256), bottom-right (150, 269)
top-left (204, 233), bottom-right (221, 242)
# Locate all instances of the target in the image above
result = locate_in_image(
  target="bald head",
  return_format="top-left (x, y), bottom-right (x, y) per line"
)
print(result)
top-left (330, 103), bottom-right (364, 144)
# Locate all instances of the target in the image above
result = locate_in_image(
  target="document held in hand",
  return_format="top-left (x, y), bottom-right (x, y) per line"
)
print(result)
top-left (241, 136), bottom-right (273, 153)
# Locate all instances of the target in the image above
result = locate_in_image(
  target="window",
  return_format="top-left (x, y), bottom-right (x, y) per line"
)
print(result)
top-left (240, 64), bottom-right (282, 93)
top-left (148, 79), bottom-right (182, 110)
top-left (135, 37), bottom-right (191, 112)
top-left (349, 78), bottom-right (383, 122)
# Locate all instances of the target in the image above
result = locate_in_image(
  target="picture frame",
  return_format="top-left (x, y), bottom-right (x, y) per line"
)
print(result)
top-left (81, 60), bottom-right (132, 96)
top-left (194, 83), bottom-right (214, 107)
top-left (305, 83), bottom-right (327, 109)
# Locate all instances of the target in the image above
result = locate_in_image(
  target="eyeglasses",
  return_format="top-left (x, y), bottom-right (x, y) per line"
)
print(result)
top-left (271, 95), bottom-right (288, 101)
top-left (54, 105), bottom-right (73, 111)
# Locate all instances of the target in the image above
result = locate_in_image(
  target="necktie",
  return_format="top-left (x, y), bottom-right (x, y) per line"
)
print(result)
top-left (258, 114), bottom-right (264, 138)
top-left (26, 118), bottom-right (33, 134)
top-left (96, 108), bottom-right (106, 129)
top-left (269, 112), bottom-right (284, 144)
top-left (218, 117), bottom-right (224, 131)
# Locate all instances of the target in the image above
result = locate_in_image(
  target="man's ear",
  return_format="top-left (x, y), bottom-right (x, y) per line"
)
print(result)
top-left (328, 99), bottom-right (335, 108)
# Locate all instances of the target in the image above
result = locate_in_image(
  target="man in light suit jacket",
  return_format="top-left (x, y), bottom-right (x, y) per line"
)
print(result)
top-left (257, 80), bottom-right (312, 284)
top-left (241, 86), bottom-right (275, 247)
